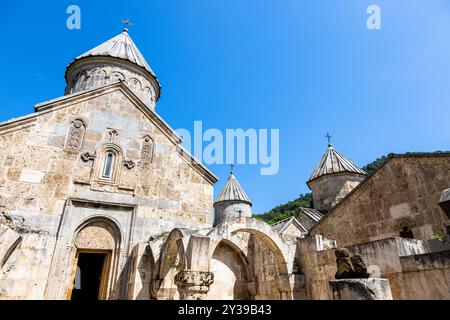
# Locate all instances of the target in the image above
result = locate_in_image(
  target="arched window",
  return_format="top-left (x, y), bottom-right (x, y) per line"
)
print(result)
top-left (85, 68), bottom-right (106, 89)
top-left (102, 152), bottom-right (114, 178)
top-left (110, 72), bottom-right (124, 84)
top-left (92, 143), bottom-right (123, 186)
top-left (128, 78), bottom-right (142, 93)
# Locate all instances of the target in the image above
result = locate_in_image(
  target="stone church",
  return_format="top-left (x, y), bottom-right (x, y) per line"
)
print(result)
top-left (0, 30), bottom-right (449, 300)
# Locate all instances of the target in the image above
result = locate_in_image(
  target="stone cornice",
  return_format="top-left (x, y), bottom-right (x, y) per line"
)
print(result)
top-left (0, 116), bottom-right (36, 135)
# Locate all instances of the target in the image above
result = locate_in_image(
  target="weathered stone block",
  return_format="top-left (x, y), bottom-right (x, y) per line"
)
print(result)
top-left (19, 169), bottom-right (45, 184)
top-left (330, 278), bottom-right (393, 300)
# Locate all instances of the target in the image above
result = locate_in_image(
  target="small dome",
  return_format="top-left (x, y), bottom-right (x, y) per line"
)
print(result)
top-left (67, 29), bottom-right (157, 78)
top-left (308, 145), bottom-right (366, 184)
top-left (214, 173), bottom-right (252, 206)
top-left (65, 30), bottom-right (161, 108)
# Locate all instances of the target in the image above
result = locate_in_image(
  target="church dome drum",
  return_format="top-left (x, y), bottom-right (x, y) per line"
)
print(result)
top-left (64, 29), bottom-right (161, 110)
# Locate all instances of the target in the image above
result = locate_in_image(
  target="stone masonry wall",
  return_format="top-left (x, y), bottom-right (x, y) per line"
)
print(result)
top-left (0, 86), bottom-right (215, 299)
top-left (297, 236), bottom-right (450, 300)
top-left (311, 156), bottom-right (450, 246)
top-left (309, 173), bottom-right (365, 213)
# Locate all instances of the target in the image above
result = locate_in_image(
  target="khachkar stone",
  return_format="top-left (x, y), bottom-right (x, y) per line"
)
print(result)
top-left (174, 270), bottom-right (214, 300)
top-left (335, 248), bottom-right (370, 279)
top-left (331, 248), bottom-right (393, 300)
top-left (65, 118), bottom-right (86, 151)
top-left (330, 278), bottom-right (393, 300)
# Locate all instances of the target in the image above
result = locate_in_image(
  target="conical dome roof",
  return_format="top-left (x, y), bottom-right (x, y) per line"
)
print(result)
top-left (308, 144), bottom-right (366, 184)
top-left (214, 173), bottom-right (252, 206)
top-left (67, 29), bottom-right (157, 78)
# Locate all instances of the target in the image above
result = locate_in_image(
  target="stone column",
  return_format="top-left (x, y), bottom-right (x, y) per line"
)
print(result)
top-left (174, 270), bottom-right (214, 300)
top-left (330, 278), bottom-right (393, 300)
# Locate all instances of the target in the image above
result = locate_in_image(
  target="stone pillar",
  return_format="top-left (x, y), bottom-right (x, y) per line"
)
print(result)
top-left (174, 270), bottom-right (214, 300)
top-left (330, 278), bottom-right (393, 300)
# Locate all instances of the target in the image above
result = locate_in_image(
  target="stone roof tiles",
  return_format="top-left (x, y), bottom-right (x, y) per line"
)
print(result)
top-left (214, 173), bottom-right (252, 205)
top-left (271, 216), bottom-right (307, 234)
top-left (308, 145), bottom-right (366, 184)
top-left (68, 29), bottom-right (157, 77)
top-left (298, 207), bottom-right (324, 223)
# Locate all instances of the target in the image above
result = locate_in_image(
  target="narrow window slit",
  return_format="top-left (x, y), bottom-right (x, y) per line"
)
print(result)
top-left (102, 152), bottom-right (114, 178)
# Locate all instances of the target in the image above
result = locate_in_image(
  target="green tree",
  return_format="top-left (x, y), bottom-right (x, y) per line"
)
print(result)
top-left (254, 193), bottom-right (313, 225)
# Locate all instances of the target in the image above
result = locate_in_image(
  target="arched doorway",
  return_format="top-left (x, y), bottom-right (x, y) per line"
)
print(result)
top-left (68, 219), bottom-right (121, 300)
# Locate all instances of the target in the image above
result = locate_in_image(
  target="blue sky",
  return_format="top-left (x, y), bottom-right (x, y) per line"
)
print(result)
top-left (1, 1), bottom-right (450, 214)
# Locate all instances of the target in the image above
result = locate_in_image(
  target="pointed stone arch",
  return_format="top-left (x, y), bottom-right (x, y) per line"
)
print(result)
top-left (208, 238), bottom-right (253, 299)
top-left (208, 219), bottom-right (290, 273)
top-left (208, 218), bottom-right (293, 300)
top-left (152, 228), bottom-right (192, 299)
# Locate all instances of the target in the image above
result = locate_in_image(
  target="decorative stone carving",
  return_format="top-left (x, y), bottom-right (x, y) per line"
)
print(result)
top-left (124, 160), bottom-right (136, 170)
top-left (128, 78), bottom-right (142, 92)
top-left (75, 221), bottom-right (117, 251)
top-left (81, 152), bottom-right (95, 162)
top-left (110, 71), bottom-right (125, 83)
top-left (65, 119), bottom-right (86, 151)
top-left (140, 136), bottom-right (154, 165)
top-left (174, 270), bottom-right (214, 300)
top-left (108, 129), bottom-right (119, 142)
top-left (335, 248), bottom-right (369, 279)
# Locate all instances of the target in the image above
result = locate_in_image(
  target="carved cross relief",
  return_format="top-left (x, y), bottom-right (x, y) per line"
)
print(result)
top-left (66, 118), bottom-right (86, 151)
top-left (140, 136), bottom-right (154, 166)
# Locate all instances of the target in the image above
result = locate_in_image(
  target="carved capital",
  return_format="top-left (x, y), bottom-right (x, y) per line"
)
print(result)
top-left (174, 270), bottom-right (214, 300)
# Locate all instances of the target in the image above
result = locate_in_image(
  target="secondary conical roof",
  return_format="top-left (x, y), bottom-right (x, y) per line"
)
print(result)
top-left (214, 172), bottom-right (252, 206)
top-left (308, 144), bottom-right (366, 184)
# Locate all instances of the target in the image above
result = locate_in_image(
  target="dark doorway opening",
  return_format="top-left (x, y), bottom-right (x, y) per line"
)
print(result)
top-left (71, 252), bottom-right (109, 300)
top-left (400, 226), bottom-right (414, 239)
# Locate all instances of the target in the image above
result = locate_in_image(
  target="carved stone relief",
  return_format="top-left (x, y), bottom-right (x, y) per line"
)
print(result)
top-left (140, 136), bottom-right (154, 166)
top-left (65, 119), bottom-right (86, 151)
